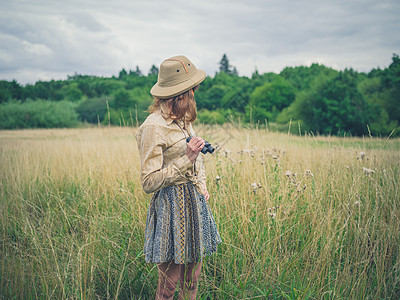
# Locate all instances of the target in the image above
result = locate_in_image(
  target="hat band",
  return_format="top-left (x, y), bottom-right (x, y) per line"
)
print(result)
top-left (165, 58), bottom-right (189, 74)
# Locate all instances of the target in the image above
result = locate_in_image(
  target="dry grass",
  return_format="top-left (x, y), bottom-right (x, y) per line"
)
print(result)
top-left (1, 126), bottom-right (399, 299)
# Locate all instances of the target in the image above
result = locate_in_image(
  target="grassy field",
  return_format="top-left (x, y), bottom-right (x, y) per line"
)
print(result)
top-left (1, 126), bottom-right (399, 299)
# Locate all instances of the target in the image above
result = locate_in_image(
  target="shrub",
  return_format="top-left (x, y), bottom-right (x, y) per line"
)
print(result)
top-left (76, 98), bottom-right (108, 124)
top-left (197, 109), bottom-right (226, 124)
top-left (0, 99), bottom-right (79, 129)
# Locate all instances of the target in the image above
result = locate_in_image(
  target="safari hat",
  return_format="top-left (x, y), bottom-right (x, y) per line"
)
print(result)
top-left (150, 55), bottom-right (206, 99)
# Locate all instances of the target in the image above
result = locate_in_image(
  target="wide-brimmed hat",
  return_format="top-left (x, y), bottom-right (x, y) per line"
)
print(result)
top-left (150, 55), bottom-right (206, 99)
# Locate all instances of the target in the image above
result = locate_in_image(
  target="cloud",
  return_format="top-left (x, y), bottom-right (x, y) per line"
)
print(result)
top-left (0, 0), bottom-right (399, 84)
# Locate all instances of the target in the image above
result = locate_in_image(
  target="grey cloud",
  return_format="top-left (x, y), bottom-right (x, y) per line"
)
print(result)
top-left (0, 0), bottom-right (399, 83)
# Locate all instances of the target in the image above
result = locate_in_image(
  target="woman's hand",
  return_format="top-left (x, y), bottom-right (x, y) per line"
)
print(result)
top-left (204, 188), bottom-right (210, 201)
top-left (186, 136), bottom-right (205, 163)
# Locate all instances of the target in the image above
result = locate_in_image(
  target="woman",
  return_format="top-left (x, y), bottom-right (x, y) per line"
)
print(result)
top-left (136, 55), bottom-right (222, 299)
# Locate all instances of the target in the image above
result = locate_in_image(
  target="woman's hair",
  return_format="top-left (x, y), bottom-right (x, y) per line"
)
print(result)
top-left (148, 86), bottom-right (198, 123)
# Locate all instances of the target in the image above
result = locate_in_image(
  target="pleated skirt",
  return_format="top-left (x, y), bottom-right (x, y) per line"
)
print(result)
top-left (144, 182), bottom-right (222, 264)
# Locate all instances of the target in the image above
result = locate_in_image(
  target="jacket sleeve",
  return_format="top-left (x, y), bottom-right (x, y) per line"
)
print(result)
top-left (137, 124), bottom-right (193, 194)
top-left (188, 123), bottom-right (207, 195)
top-left (195, 155), bottom-right (207, 195)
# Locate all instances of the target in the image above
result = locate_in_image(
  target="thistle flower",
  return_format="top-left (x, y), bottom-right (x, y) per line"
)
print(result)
top-left (304, 169), bottom-right (314, 177)
top-left (268, 207), bottom-right (277, 219)
top-left (362, 167), bottom-right (375, 175)
top-left (223, 149), bottom-right (231, 157)
top-left (297, 184), bottom-right (307, 193)
top-left (251, 182), bottom-right (262, 193)
top-left (358, 152), bottom-right (366, 160)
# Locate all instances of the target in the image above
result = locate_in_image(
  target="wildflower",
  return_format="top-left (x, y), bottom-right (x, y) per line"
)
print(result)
top-left (354, 201), bottom-right (360, 206)
top-left (215, 175), bottom-right (221, 182)
top-left (268, 207), bottom-right (277, 219)
top-left (357, 152), bottom-right (366, 160)
top-left (304, 169), bottom-right (314, 177)
top-left (297, 184), bottom-right (306, 193)
top-left (223, 149), bottom-right (231, 157)
top-left (362, 167), bottom-right (375, 175)
top-left (272, 155), bottom-right (279, 160)
top-left (285, 171), bottom-right (292, 177)
top-left (251, 182), bottom-right (262, 193)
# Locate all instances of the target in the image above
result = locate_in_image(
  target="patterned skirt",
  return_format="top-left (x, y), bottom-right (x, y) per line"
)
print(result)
top-left (144, 182), bottom-right (222, 264)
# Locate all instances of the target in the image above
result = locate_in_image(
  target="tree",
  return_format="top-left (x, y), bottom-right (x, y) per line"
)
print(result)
top-left (285, 69), bottom-right (374, 135)
top-left (119, 68), bottom-right (128, 79)
top-left (218, 53), bottom-right (238, 75)
top-left (247, 77), bottom-right (295, 122)
top-left (232, 67), bottom-right (238, 76)
top-left (133, 66), bottom-right (143, 76)
top-left (148, 65), bottom-right (159, 76)
top-left (381, 54), bottom-right (400, 123)
top-left (76, 98), bottom-right (107, 123)
top-left (112, 89), bottom-right (137, 109)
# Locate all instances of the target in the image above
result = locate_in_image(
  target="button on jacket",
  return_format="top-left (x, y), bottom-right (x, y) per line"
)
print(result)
top-left (135, 105), bottom-right (207, 195)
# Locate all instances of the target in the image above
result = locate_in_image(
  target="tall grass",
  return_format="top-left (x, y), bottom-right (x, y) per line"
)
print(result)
top-left (1, 126), bottom-right (399, 299)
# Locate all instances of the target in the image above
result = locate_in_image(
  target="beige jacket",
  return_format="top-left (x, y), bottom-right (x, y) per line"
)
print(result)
top-left (135, 105), bottom-right (207, 195)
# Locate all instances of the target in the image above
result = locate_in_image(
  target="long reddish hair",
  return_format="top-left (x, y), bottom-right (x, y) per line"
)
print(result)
top-left (148, 86), bottom-right (198, 123)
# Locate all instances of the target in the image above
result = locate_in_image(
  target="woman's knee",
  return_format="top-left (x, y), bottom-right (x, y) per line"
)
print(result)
top-left (180, 261), bottom-right (202, 285)
top-left (157, 262), bottom-right (180, 299)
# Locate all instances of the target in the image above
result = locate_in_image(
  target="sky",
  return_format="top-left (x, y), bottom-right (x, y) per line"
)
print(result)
top-left (0, 0), bottom-right (399, 85)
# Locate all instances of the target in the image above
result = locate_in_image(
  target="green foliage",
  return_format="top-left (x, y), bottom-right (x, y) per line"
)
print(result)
top-left (94, 78), bottom-right (125, 96)
top-left (112, 89), bottom-right (135, 109)
top-left (280, 63), bottom-right (338, 91)
top-left (76, 98), bottom-right (108, 123)
top-left (0, 80), bottom-right (24, 103)
top-left (103, 108), bottom-right (136, 126)
top-left (197, 109), bottom-right (226, 124)
top-left (358, 75), bottom-right (399, 136)
top-left (56, 83), bottom-right (83, 102)
top-left (218, 53), bottom-right (237, 75)
top-left (0, 99), bottom-right (79, 129)
top-left (283, 70), bottom-right (374, 135)
top-left (248, 77), bottom-right (295, 122)
top-left (0, 54), bottom-right (398, 136)
top-left (380, 54), bottom-right (400, 123)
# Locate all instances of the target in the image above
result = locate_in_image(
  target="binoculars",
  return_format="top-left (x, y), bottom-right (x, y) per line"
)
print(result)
top-left (186, 136), bottom-right (215, 154)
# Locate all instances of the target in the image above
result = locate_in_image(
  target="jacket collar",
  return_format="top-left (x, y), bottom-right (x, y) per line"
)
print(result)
top-left (159, 102), bottom-right (175, 125)
top-left (159, 102), bottom-right (188, 128)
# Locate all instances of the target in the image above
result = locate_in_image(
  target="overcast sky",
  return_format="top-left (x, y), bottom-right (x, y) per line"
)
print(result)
top-left (1, 0), bottom-right (399, 85)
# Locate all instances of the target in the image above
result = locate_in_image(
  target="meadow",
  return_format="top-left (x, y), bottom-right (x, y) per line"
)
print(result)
top-left (0, 125), bottom-right (399, 299)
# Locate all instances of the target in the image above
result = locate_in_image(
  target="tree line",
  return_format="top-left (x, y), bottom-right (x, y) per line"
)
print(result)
top-left (0, 54), bottom-right (399, 136)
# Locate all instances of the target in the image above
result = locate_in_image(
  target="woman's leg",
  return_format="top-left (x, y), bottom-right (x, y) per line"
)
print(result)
top-left (156, 261), bottom-right (180, 299)
top-left (178, 261), bottom-right (202, 300)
